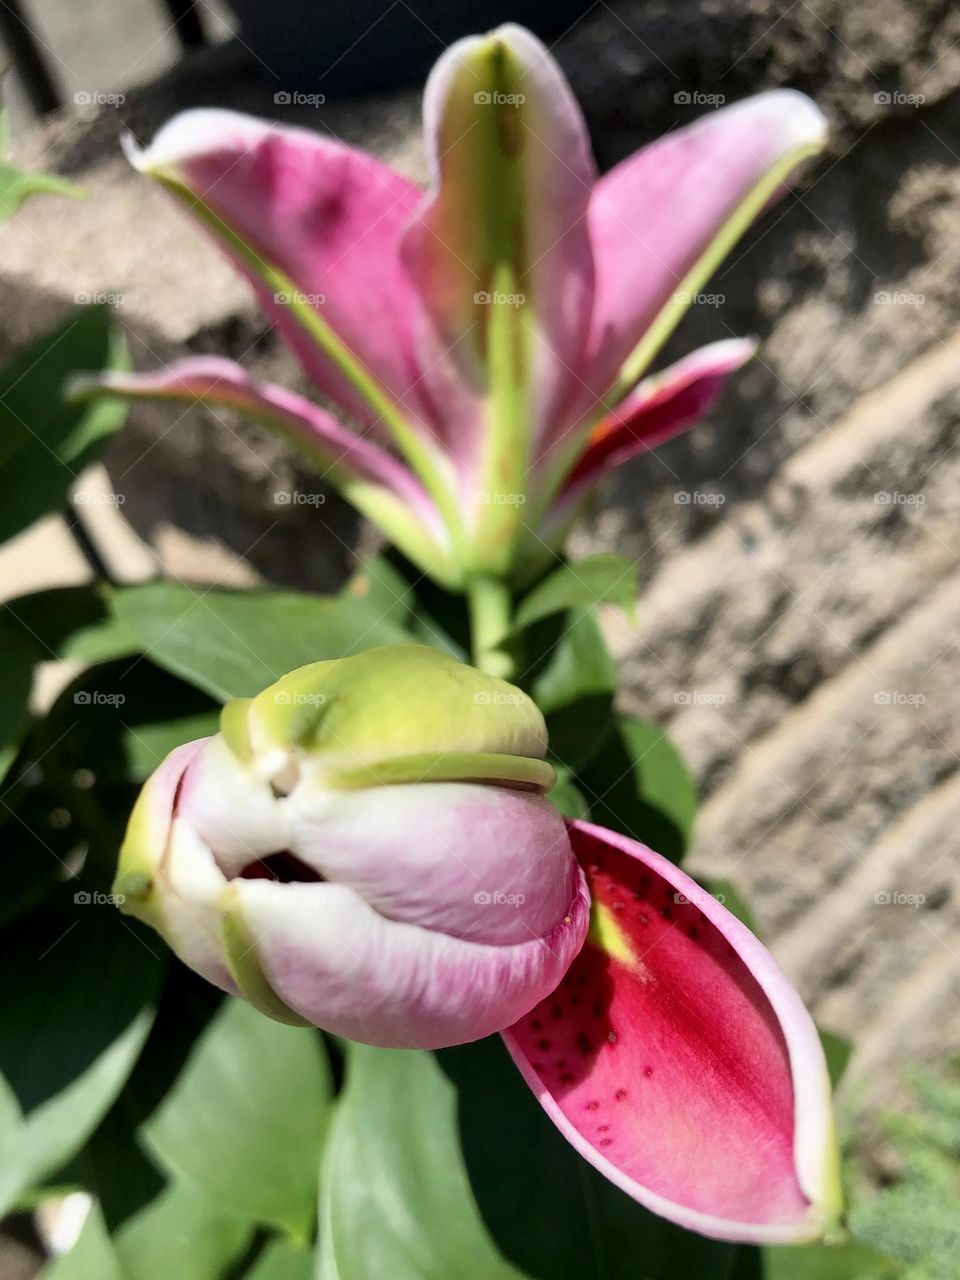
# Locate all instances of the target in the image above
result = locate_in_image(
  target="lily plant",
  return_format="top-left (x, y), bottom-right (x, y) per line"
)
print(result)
top-left (74, 24), bottom-right (826, 668)
top-left (118, 646), bottom-right (841, 1246)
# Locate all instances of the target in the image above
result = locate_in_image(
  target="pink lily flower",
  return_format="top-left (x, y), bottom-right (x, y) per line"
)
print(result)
top-left (115, 646), bottom-right (840, 1244)
top-left (73, 25), bottom-right (826, 589)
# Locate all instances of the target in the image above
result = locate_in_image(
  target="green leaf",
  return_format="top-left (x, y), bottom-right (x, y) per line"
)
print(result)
top-left (142, 997), bottom-right (332, 1239)
top-left (0, 612), bottom-right (42, 785)
top-left (0, 895), bottom-right (162, 1215)
top-left (578, 715), bottom-right (698, 863)
top-left (547, 767), bottom-right (591, 820)
top-left (707, 878), bottom-right (760, 933)
top-left (819, 1030), bottom-right (853, 1091)
top-left (115, 1180), bottom-right (252, 1280)
top-left (761, 1239), bottom-right (894, 1280)
top-left (0, 110), bottom-right (83, 220)
top-left (514, 554), bottom-right (638, 633)
top-left (111, 582), bottom-right (412, 701)
top-left (318, 1043), bottom-right (527, 1280)
top-left (342, 553), bottom-right (415, 630)
top-left (41, 1202), bottom-right (124, 1280)
top-left (0, 306), bottom-right (128, 544)
top-left (531, 607), bottom-right (617, 772)
top-left (247, 1240), bottom-right (314, 1280)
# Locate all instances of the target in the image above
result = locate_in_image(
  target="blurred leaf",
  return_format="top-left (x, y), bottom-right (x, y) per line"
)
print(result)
top-left (0, 895), bottom-right (162, 1215)
top-left (849, 1062), bottom-right (960, 1279)
top-left (819, 1031), bottom-right (853, 1091)
top-left (112, 582), bottom-right (412, 701)
top-left (318, 1043), bottom-right (527, 1280)
top-left (42, 1202), bottom-right (123, 1280)
top-left (142, 997), bottom-right (331, 1240)
top-left (579, 715), bottom-right (698, 863)
top-left (707, 878), bottom-right (760, 933)
top-left (531, 607), bottom-right (617, 772)
top-left (115, 1180), bottom-right (252, 1280)
top-left (342, 553), bottom-right (414, 630)
top-left (246, 1239), bottom-right (314, 1280)
top-left (547, 767), bottom-right (590, 821)
top-left (0, 110), bottom-right (82, 220)
top-left (514, 554), bottom-right (638, 633)
top-left (761, 1240), bottom-right (894, 1280)
top-left (0, 306), bottom-right (127, 543)
top-left (0, 586), bottom-right (139, 786)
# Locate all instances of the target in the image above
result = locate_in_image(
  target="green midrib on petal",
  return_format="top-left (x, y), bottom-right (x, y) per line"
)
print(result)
top-left (327, 749), bottom-right (555, 791)
top-left (220, 885), bottom-right (312, 1027)
top-left (473, 39), bottom-right (532, 575)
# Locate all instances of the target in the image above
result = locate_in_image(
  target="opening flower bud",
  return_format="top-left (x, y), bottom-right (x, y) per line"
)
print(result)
top-left (115, 646), bottom-right (589, 1048)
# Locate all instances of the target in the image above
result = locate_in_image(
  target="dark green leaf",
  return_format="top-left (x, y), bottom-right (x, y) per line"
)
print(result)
top-left (761, 1239), bottom-right (894, 1280)
top-left (578, 715), bottom-right (698, 863)
top-left (514, 554), bottom-right (638, 633)
top-left (531, 607), bottom-right (617, 772)
top-left (547, 768), bottom-right (591, 821)
top-left (111, 582), bottom-right (412, 701)
top-left (0, 306), bottom-right (127, 543)
top-left (142, 997), bottom-right (331, 1240)
top-left (819, 1031), bottom-right (853, 1091)
top-left (0, 894), bottom-right (162, 1215)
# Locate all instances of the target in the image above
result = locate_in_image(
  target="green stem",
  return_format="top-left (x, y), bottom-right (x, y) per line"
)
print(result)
top-left (467, 574), bottom-right (515, 680)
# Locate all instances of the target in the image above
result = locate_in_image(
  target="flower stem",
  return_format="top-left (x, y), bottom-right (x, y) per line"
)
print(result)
top-left (467, 574), bottom-right (515, 680)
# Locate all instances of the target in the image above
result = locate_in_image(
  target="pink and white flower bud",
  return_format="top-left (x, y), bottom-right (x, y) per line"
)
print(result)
top-left (115, 646), bottom-right (588, 1048)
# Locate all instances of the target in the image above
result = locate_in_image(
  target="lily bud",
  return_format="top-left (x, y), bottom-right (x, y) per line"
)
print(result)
top-left (115, 646), bottom-right (588, 1048)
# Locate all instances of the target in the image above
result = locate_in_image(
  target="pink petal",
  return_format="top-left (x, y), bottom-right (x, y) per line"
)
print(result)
top-left (580, 91), bottom-right (826, 413)
top-left (504, 821), bottom-right (841, 1244)
top-left (227, 867), bottom-right (589, 1050)
top-left (558, 338), bottom-right (757, 503)
top-left (124, 110), bottom-right (464, 443)
top-left (71, 357), bottom-right (454, 579)
top-left (402, 24), bottom-right (595, 515)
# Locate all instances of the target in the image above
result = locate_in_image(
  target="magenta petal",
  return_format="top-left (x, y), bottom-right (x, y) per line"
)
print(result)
top-left (558, 338), bottom-right (757, 503)
top-left (503, 821), bottom-right (841, 1244)
top-left (125, 110), bottom-right (455, 438)
top-left (583, 91), bottom-right (826, 403)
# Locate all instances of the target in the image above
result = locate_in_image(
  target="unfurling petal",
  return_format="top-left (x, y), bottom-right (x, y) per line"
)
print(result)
top-left (404, 24), bottom-right (595, 568)
top-left (556, 338), bottom-right (757, 506)
top-left (582, 91), bottom-right (827, 410)
top-left (68, 357), bottom-right (457, 585)
top-left (504, 821), bottom-right (841, 1244)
